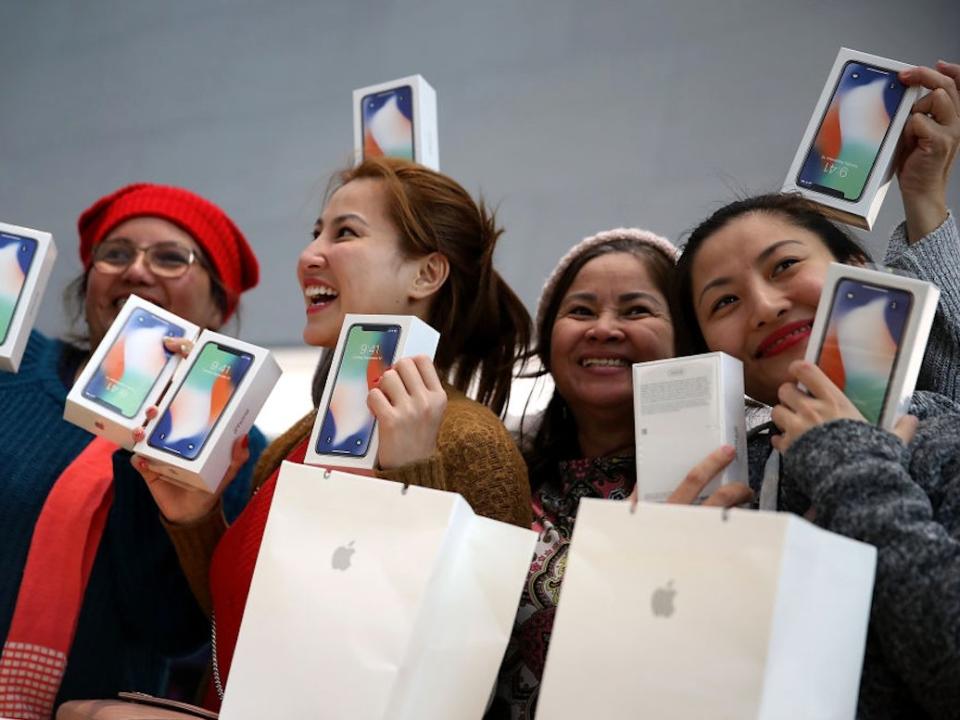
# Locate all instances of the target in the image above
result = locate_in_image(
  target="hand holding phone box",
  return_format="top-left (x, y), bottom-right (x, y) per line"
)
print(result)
top-left (305, 314), bottom-right (440, 472)
top-left (65, 296), bottom-right (198, 448)
top-left (632, 353), bottom-right (747, 503)
top-left (782, 48), bottom-right (923, 230)
top-left (134, 330), bottom-right (281, 493)
top-left (353, 75), bottom-right (439, 170)
top-left (804, 263), bottom-right (939, 430)
top-left (0, 222), bottom-right (57, 373)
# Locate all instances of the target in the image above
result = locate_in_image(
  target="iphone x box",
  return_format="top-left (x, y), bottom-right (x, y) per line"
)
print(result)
top-left (781, 48), bottom-right (922, 230)
top-left (0, 222), bottom-right (57, 373)
top-left (353, 74), bottom-right (439, 170)
top-left (305, 314), bottom-right (440, 472)
top-left (804, 263), bottom-right (939, 431)
top-left (134, 330), bottom-right (281, 492)
top-left (633, 353), bottom-right (747, 503)
top-left (65, 296), bottom-right (199, 448)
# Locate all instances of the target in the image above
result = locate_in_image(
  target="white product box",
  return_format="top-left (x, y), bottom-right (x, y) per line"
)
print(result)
top-left (65, 296), bottom-right (199, 448)
top-left (0, 222), bottom-right (57, 373)
top-left (134, 330), bottom-right (281, 493)
top-left (633, 352), bottom-right (747, 503)
top-left (804, 262), bottom-right (939, 431)
top-left (781, 48), bottom-right (922, 230)
top-left (353, 74), bottom-right (439, 170)
top-left (305, 314), bottom-right (440, 472)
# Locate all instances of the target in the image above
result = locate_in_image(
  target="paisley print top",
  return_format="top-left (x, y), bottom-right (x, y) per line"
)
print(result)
top-left (492, 455), bottom-right (635, 720)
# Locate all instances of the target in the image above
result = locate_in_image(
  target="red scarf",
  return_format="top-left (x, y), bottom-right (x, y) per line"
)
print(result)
top-left (0, 437), bottom-right (118, 720)
top-left (206, 438), bottom-right (310, 709)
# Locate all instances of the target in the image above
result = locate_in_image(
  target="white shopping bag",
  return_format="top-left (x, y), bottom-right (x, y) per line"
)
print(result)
top-left (219, 461), bottom-right (536, 720)
top-left (537, 501), bottom-right (877, 720)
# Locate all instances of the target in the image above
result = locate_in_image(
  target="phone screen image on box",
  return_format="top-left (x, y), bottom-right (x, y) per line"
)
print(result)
top-left (0, 232), bottom-right (38, 345)
top-left (148, 342), bottom-right (253, 461)
top-left (82, 308), bottom-right (186, 418)
top-left (316, 323), bottom-right (401, 457)
top-left (816, 279), bottom-right (912, 424)
top-left (797, 61), bottom-right (907, 202)
top-left (362, 86), bottom-right (415, 161)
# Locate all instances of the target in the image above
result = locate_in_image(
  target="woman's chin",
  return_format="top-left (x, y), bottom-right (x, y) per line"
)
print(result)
top-left (745, 377), bottom-right (782, 408)
top-left (302, 319), bottom-right (340, 348)
top-left (568, 385), bottom-right (633, 416)
top-left (748, 354), bottom-right (805, 406)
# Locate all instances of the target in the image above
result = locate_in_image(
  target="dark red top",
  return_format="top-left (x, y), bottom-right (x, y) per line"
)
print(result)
top-left (208, 437), bottom-right (310, 696)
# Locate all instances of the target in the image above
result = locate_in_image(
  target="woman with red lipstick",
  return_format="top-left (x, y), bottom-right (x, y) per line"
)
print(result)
top-left (671, 61), bottom-right (960, 719)
top-left (0, 183), bottom-right (264, 717)
top-left (490, 228), bottom-right (753, 720)
top-left (151, 157), bottom-right (533, 708)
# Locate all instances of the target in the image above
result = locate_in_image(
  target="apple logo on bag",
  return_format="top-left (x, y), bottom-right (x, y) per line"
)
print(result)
top-left (331, 541), bottom-right (356, 571)
top-left (651, 580), bottom-right (676, 618)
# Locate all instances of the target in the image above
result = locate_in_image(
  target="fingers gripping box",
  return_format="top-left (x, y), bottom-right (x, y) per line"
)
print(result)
top-left (65, 296), bottom-right (200, 448)
top-left (781, 48), bottom-right (922, 230)
top-left (0, 222), bottom-right (57, 373)
top-left (633, 353), bottom-right (747, 503)
top-left (353, 74), bottom-right (439, 170)
top-left (803, 262), bottom-right (939, 431)
top-left (305, 314), bottom-right (440, 472)
top-left (134, 330), bottom-right (281, 493)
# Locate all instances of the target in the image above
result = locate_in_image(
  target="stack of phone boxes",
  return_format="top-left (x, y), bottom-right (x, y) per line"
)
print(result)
top-left (65, 295), bottom-right (281, 492)
top-left (632, 353), bottom-right (747, 503)
top-left (0, 222), bottom-right (57, 373)
top-left (353, 75), bottom-right (439, 170)
top-left (782, 47), bottom-right (923, 230)
top-left (305, 313), bottom-right (439, 472)
top-left (804, 263), bottom-right (939, 431)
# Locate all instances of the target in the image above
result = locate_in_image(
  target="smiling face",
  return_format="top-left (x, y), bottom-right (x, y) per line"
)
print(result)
top-left (690, 212), bottom-right (837, 405)
top-left (298, 178), bottom-right (427, 347)
top-left (84, 216), bottom-right (221, 348)
top-left (549, 252), bottom-right (674, 420)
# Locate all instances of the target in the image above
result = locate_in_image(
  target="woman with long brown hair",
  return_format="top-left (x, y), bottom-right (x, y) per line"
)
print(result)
top-left (136, 157), bottom-right (533, 706)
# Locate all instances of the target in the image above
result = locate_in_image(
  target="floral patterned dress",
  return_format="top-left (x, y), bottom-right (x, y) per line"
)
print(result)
top-left (492, 455), bottom-right (635, 720)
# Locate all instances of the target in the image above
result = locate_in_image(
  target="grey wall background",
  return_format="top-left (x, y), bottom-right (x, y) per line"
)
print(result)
top-left (2, 0), bottom-right (958, 346)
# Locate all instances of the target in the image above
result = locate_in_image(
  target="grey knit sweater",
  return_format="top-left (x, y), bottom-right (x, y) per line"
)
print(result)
top-left (884, 214), bottom-right (960, 402)
top-left (779, 402), bottom-right (960, 719)
top-left (747, 213), bottom-right (960, 719)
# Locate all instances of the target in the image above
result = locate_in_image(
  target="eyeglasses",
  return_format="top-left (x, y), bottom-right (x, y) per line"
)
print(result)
top-left (92, 239), bottom-right (198, 279)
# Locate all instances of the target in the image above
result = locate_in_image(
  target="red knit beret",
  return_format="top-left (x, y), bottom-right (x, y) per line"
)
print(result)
top-left (78, 183), bottom-right (259, 320)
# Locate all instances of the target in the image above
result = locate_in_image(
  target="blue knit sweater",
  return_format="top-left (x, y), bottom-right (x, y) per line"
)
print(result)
top-left (0, 330), bottom-right (265, 707)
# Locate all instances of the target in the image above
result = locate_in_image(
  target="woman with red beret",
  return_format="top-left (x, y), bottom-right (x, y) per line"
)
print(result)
top-left (0, 183), bottom-right (264, 719)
